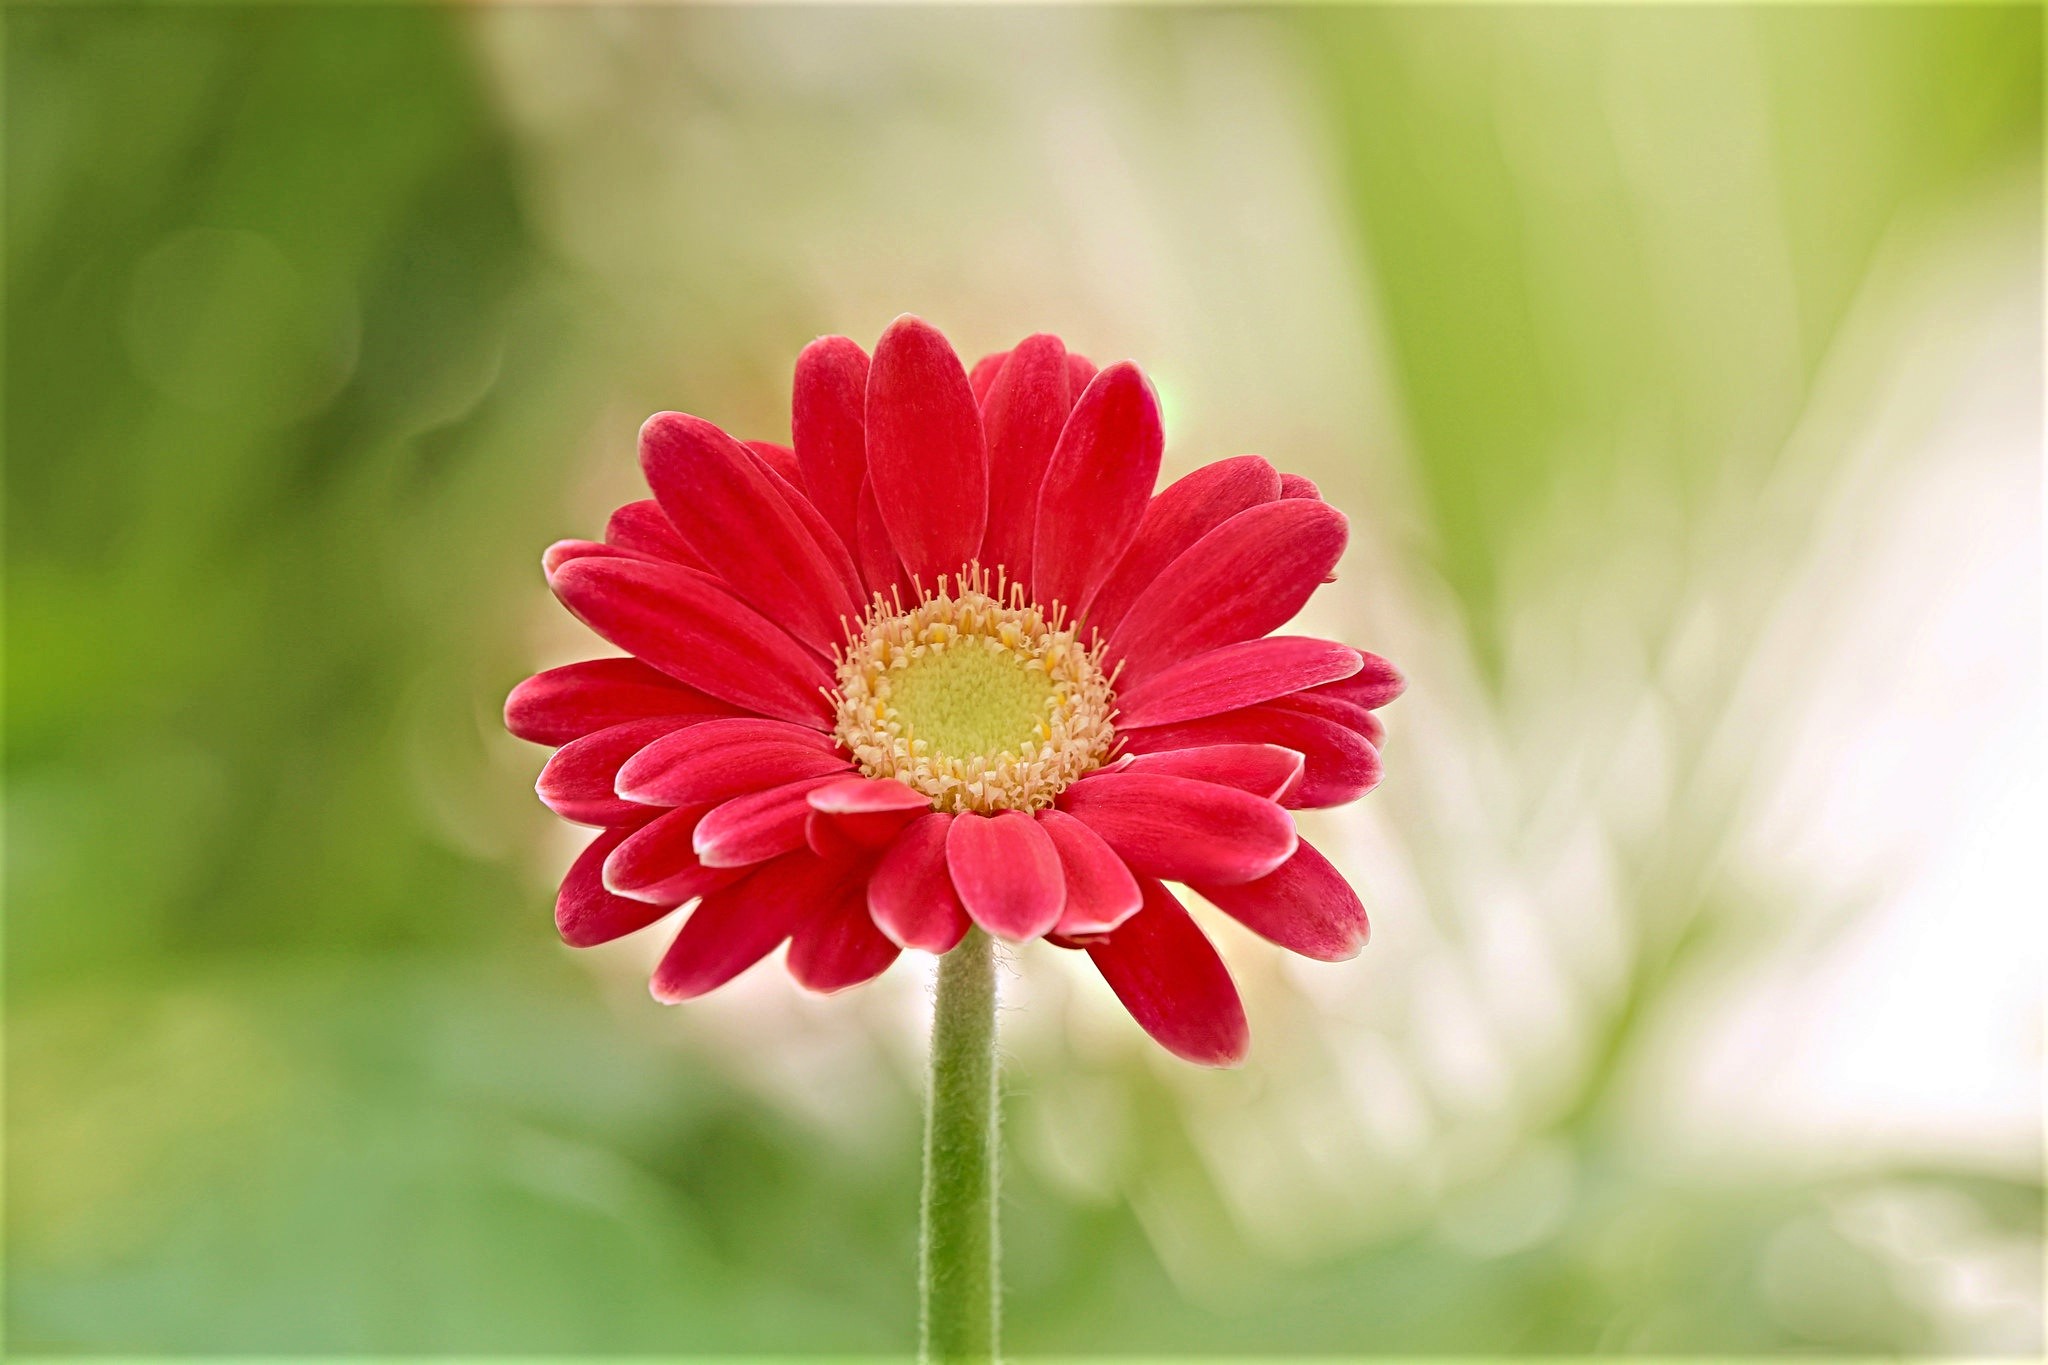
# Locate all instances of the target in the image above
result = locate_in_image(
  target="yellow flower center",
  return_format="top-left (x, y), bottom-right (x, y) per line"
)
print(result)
top-left (832, 570), bottom-right (1116, 813)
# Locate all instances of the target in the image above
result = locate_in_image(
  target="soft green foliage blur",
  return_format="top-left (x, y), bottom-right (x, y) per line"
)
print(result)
top-left (5, 5), bottom-right (2040, 1356)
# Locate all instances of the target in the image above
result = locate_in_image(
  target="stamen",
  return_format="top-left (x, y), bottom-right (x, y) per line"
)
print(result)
top-left (832, 566), bottom-right (1116, 813)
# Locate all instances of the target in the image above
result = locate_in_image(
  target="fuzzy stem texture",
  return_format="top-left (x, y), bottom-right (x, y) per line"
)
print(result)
top-left (920, 927), bottom-right (999, 1362)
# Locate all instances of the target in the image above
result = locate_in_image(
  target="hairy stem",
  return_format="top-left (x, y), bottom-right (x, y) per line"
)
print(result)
top-left (920, 927), bottom-right (999, 1362)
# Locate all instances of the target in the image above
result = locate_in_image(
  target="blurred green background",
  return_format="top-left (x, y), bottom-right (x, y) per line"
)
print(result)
top-left (5, 3), bottom-right (2042, 1355)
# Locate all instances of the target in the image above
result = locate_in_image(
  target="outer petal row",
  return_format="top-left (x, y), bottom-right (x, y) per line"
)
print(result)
top-left (1083, 876), bottom-right (1249, 1068)
top-left (1120, 703), bottom-right (1382, 808)
top-left (977, 334), bottom-right (1074, 582)
top-left (1030, 361), bottom-right (1163, 614)
top-left (1108, 499), bottom-right (1349, 685)
top-left (507, 658), bottom-right (739, 747)
top-left (865, 315), bottom-right (987, 587)
top-left (549, 557), bottom-right (835, 728)
top-left (639, 412), bottom-right (863, 655)
top-left (1058, 771), bottom-right (1296, 885)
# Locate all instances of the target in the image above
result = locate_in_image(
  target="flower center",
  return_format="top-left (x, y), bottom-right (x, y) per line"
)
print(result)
top-left (832, 570), bottom-right (1116, 813)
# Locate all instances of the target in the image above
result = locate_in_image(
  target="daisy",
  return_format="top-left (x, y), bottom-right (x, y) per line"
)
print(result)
top-left (506, 315), bottom-right (1401, 1068)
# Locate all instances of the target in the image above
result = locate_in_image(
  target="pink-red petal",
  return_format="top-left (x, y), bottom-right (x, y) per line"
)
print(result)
top-left (1064, 353), bottom-right (1098, 395)
top-left (758, 456), bottom-right (867, 608)
top-left (650, 851), bottom-right (823, 1001)
top-left (791, 335), bottom-right (871, 557)
top-left (977, 334), bottom-right (1072, 582)
top-left (1115, 744), bottom-right (1305, 803)
top-left (505, 657), bottom-right (741, 746)
top-left (1278, 473), bottom-right (1321, 500)
top-left (946, 810), bottom-right (1065, 942)
top-left (854, 476), bottom-right (912, 605)
top-left (967, 350), bottom-right (1009, 405)
top-left (549, 556), bottom-right (834, 727)
top-left (745, 440), bottom-right (801, 487)
top-left (639, 412), bottom-right (861, 654)
top-left (1312, 649), bottom-right (1406, 711)
top-left (604, 500), bottom-right (704, 567)
top-left (603, 803), bottom-right (743, 904)
top-left (615, 717), bottom-right (850, 807)
top-left (1120, 704), bottom-right (1382, 809)
top-left (804, 810), bottom-right (867, 862)
top-left (543, 538), bottom-right (658, 577)
top-left (804, 775), bottom-right (929, 849)
top-left (806, 775), bottom-right (930, 815)
top-left (1084, 876), bottom-right (1248, 1067)
top-left (1037, 808), bottom-right (1142, 936)
top-left (535, 716), bottom-right (694, 826)
top-left (1058, 772), bottom-right (1296, 886)
top-left (1085, 454), bottom-right (1281, 636)
top-left (1191, 838), bottom-right (1368, 963)
top-left (693, 774), bottom-right (843, 868)
top-left (556, 824), bottom-right (677, 948)
top-left (868, 812), bottom-right (971, 953)
top-left (1031, 362), bottom-right (1164, 615)
top-left (865, 316), bottom-right (988, 585)
top-left (787, 881), bottom-right (902, 993)
top-left (1113, 635), bottom-right (1363, 728)
top-left (1271, 691), bottom-right (1386, 745)
top-left (1107, 499), bottom-right (1348, 686)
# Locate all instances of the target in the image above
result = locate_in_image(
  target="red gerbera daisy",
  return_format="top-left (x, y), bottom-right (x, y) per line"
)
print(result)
top-left (506, 316), bottom-right (1401, 1066)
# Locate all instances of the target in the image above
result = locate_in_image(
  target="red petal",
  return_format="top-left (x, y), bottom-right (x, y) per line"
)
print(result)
top-left (543, 538), bottom-right (659, 577)
top-left (976, 334), bottom-right (1072, 582)
top-left (1192, 838), bottom-right (1368, 962)
top-left (1059, 771), bottom-right (1296, 885)
top-left (556, 824), bottom-right (677, 948)
top-left (1120, 704), bottom-right (1382, 809)
top-left (639, 412), bottom-right (861, 655)
top-left (868, 812), bottom-right (971, 953)
top-left (745, 440), bottom-right (801, 486)
top-left (535, 716), bottom-right (694, 826)
top-left (791, 335), bottom-right (872, 556)
top-left (693, 774), bottom-right (842, 868)
top-left (1084, 876), bottom-right (1248, 1067)
top-left (804, 775), bottom-right (929, 848)
top-left (603, 804), bottom-right (743, 903)
top-left (1085, 454), bottom-right (1280, 637)
top-left (804, 809), bottom-right (866, 861)
top-left (604, 500), bottom-right (704, 567)
top-left (806, 775), bottom-right (930, 815)
top-left (1271, 690), bottom-right (1385, 745)
top-left (1113, 635), bottom-right (1363, 728)
top-left (649, 851), bottom-right (824, 1001)
top-left (1065, 353), bottom-right (1098, 394)
top-left (505, 657), bottom-right (741, 746)
top-left (946, 810), bottom-right (1065, 941)
top-left (865, 315), bottom-right (987, 585)
top-left (760, 455), bottom-right (867, 605)
top-left (1037, 808), bottom-right (1141, 935)
top-left (1031, 362), bottom-right (1164, 616)
top-left (787, 877), bottom-right (901, 993)
top-left (1312, 649), bottom-right (1405, 711)
top-left (967, 350), bottom-right (1010, 405)
top-left (615, 717), bottom-right (849, 806)
top-left (1278, 473), bottom-right (1321, 500)
top-left (854, 476), bottom-right (912, 605)
top-left (549, 556), bottom-right (834, 727)
top-left (1107, 499), bottom-right (1348, 686)
top-left (1116, 744), bottom-right (1305, 803)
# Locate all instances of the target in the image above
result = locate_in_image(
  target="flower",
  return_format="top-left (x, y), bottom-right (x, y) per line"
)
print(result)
top-left (506, 316), bottom-right (1402, 1066)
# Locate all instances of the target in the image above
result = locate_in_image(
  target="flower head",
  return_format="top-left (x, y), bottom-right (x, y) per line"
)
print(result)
top-left (506, 316), bottom-right (1402, 1065)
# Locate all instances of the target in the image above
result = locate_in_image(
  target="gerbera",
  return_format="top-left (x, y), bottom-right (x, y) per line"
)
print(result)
top-left (506, 316), bottom-right (1400, 1067)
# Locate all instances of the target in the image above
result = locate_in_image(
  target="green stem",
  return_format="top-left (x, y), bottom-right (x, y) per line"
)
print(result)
top-left (920, 926), bottom-right (1000, 1363)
